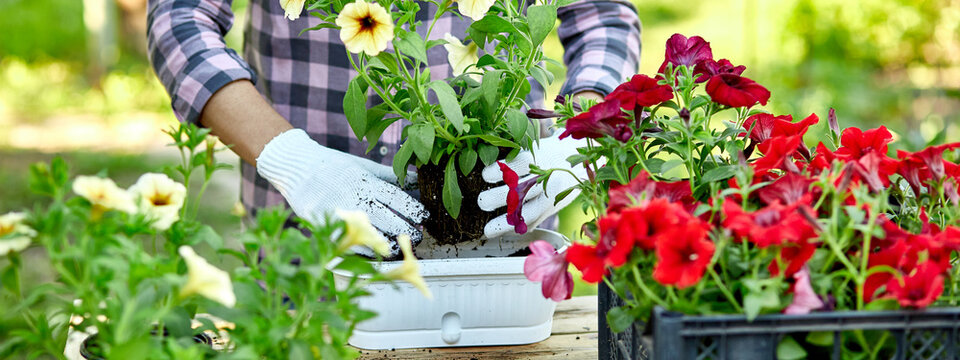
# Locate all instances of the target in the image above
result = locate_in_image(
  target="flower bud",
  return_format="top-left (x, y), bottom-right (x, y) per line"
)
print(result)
top-left (679, 108), bottom-right (691, 127)
top-left (527, 109), bottom-right (561, 119)
top-left (828, 108), bottom-right (840, 139)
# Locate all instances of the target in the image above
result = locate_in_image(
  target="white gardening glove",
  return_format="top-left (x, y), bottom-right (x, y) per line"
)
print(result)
top-left (256, 129), bottom-right (428, 258)
top-left (477, 134), bottom-right (589, 239)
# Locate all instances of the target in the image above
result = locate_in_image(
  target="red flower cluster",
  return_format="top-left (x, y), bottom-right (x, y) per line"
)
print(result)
top-left (558, 100), bottom-right (633, 142)
top-left (567, 175), bottom-right (714, 289)
top-left (658, 33), bottom-right (770, 108)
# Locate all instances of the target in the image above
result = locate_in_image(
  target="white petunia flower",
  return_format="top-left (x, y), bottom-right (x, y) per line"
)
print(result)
top-left (129, 173), bottom-right (186, 231)
top-left (386, 234), bottom-right (432, 299)
top-left (443, 33), bottom-right (481, 80)
top-left (179, 246), bottom-right (236, 308)
top-left (0, 212), bottom-right (35, 256)
top-left (72, 176), bottom-right (137, 215)
top-left (279, 0), bottom-right (307, 20)
top-left (455, 0), bottom-right (496, 21)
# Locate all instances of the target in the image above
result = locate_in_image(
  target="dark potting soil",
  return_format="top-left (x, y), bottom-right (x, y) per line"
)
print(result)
top-left (417, 156), bottom-right (500, 245)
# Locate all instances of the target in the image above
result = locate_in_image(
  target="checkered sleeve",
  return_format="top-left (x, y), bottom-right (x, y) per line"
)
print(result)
top-left (147, 0), bottom-right (257, 123)
top-left (557, 0), bottom-right (641, 96)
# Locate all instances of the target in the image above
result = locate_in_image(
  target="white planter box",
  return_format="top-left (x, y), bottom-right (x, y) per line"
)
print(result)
top-left (333, 229), bottom-right (567, 350)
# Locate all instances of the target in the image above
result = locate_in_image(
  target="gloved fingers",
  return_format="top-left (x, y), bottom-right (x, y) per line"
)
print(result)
top-left (362, 200), bottom-right (424, 248)
top-left (369, 178), bottom-right (429, 224)
top-left (353, 156), bottom-right (401, 184)
top-left (482, 195), bottom-right (551, 240)
top-left (476, 175), bottom-right (545, 211)
top-left (481, 151), bottom-right (534, 183)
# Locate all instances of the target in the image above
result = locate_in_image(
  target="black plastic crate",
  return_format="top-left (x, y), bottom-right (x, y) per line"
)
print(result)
top-left (598, 283), bottom-right (960, 360)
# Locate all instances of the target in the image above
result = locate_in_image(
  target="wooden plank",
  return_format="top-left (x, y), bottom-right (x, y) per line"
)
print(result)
top-left (358, 296), bottom-right (599, 359)
top-left (357, 333), bottom-right (599, 359)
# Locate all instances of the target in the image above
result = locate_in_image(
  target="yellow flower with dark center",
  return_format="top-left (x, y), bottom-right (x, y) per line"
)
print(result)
top-left (72, 176), bottom-right (137, 216)
top-left (279, 0), bottom-right (306, 20)
top-left (336, 0), bottom-right (395, 56)
top-left (129, 173), bottom-right (186, 231)
top-left (0, 212), bottom-right (35, 256)
top-left (386, 234), bottom-right (432, 299)
top-left (455, 0), bottom-right (495, 21)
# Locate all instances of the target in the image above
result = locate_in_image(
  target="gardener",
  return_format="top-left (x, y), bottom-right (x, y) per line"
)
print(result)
top-left (146, 0), bottom-right (641, 257)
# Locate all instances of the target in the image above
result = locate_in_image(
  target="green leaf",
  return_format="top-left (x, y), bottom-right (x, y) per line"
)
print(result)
top-left (335, 256), bottom-right (377, 275)
top-left (527, 5), bottom-right (558, 47)
top-left (371, 52), bottom-right (400, 73)
top-left (530, 65), bottom-right (553, 89)
top-left (742, 279), bottom-right (781, 321)
top-left (776, 336), bottom-right (807, 360)
top-left (478, 135), bottom-right (518, 148)
top-left (428, 81), bottom-right (465, 133)
top-left (393, 142), bottom-right (414, 183)
top-left (407, 123), bottom-right (435, 163)
top-left (805, 331), bottom-right (834, 347)
top-left (443, 161), bottom-right (463, 219)
top-left (344, 76), bottom-right (368, 140)
top-left (471, 15), bottom-right (514, 34)
top-left (190, 224), bottom-right (224, 249)
top-left (478, 143), bottom-right (499, 166)
top-left (701, 165), bottom-right (737, 183)
top-left (505, 108), bottom-right (529, 141)
top-left (393, 31), bottom-right (427, 65)
top-left (605, 306), bottom-right (635, 333)
top-left (459, 148), bottom-right (478, 175)
top-left (481, 70), bottom-right (503, 110)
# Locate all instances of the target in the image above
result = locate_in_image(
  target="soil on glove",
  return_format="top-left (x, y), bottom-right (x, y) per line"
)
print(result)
top-left (417, 156), bottom-right (500, 245)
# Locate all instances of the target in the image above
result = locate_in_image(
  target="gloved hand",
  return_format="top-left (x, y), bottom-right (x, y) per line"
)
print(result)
top-left (256, 129), bottom-right (428, 258)
top-left (477, 134), bottom-right (589, 239)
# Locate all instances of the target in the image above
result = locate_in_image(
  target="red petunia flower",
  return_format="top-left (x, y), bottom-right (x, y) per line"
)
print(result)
top-left (743, 113), bottom-right (819, 146)
top-left (605, 74), bottom-right (674, 111)
top-left (658, 33), bottom-right (713, 75)
top-left (608, 171), bottom-right (696, 213)
top-left (694, 58), bottom-right (745, 83)
top-left (652, 222), bottom-right (714, 289)
top-left (498, 162), bottom-right (538, 234)
top-left (524, 240), bottom-right (574, 302)
top-left (722, 200), bottom-right (815, 248)
top-left (566, 213), bottom-right (635, 283)
top-left (896, 151), bottom-right (932, 196)
top-left (756, 172), bottom-right (818, 206)
top-left (559, 100), bottom-right (632, 142)
top-left (896, 142), bottom-right (960, 181)
top-left (809, 142), bottom-right (838, 174)
top-left (751, 135), bottom-right (803, 173)
top-left (617, 200), bottom-right (696, 250)
top-left (850, 151), bottom-right (899, 192)
top-left (705, 74), bottom-right (771, 108)
top-left (864, 240), bottom-right (907, 302)
top-left (946, 160), bottom-right (960, 181)
top-left (887, 262), bottom-right (944, 309)
top-left (835, 126), bottom-right (894, 161)
top-left (769, 238), bottom-right (817, 278)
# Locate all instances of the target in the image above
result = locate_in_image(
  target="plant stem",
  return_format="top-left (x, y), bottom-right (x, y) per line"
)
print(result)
top-left (346, 54), bottom-right (411, 120)
top-left (631, 267), bottom-right (668, 307)
top-left (708, 267), bottom-right (742, 312)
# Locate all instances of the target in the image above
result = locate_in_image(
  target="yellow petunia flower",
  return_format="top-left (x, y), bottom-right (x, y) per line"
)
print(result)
top-left (336, 0), bottom-right (395, 56)
top-left (128, 173), bottom-right (187, 231)
top-left (72, 176), bottom-right (137, 215)
top-left (386, 234), bottom-right (432, 299)
top-left (179, 246), bottom-right (236, 308)
top-left (0, 212), bottom-right (35, 256)
top-left (279, 0), bottom-right (307, 20)
top-left (455, 0), bottom-right (495, 21)
top-left (443, 33), bottom-right (480, 80)
top-left (335, 209), bottom-right (391, 256)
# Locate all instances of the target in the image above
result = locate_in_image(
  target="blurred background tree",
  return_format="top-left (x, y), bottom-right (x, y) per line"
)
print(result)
top-left (0, 0), bottom-right (957, 297)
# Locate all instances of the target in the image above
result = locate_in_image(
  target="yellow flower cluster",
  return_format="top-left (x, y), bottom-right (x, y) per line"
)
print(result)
top-left (73, 173), bottom-right (186, 231)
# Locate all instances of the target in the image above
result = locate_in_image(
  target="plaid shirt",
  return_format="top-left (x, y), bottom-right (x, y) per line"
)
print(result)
top-left (147, 0), bottom-right (641, 213)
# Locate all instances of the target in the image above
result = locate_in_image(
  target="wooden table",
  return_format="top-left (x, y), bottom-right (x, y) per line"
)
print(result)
top-left (357, 296), bottom-right (599, 360)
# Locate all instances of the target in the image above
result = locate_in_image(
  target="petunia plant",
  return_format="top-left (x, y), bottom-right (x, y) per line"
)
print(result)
top-left (519, 34), bottom-right (960, 357)
top-left (286, 0), bottom-right (571, 237)
top-left (0, 123), bottom-right (430, 359)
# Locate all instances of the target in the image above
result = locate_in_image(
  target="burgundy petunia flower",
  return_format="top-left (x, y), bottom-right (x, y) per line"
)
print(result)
top-left (705, 74), bottom-right (771, 108)
top-left (888, 261), bottom-right (944, 309)
top-left (558, 100), bottom-right (632, 142)
top-left (756, 172), bottom-right (818, 206)
top-left (498, 162), bottom-right (538, 234)
top-left (652, 221), bottom-right (714, 289)
top-left (566, 213), bottom-right (635, 283)
top-left (608, 171), bottom-right (696, 213)
top-left (835, 126), bottom-right (894, 161)
top-left (658, 34), bottom-right (714, 75)
top-left (605, 74), bottom-right (674, 111)
top-left (694, 58), bottom-right (745, 83)
top-left (524, 240), bottom-right (574, 302)
top-left (783, 267), bottom-right (824, 315)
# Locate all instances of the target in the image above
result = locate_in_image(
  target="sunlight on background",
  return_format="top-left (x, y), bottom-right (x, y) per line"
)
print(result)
top-left (0, 0), bottom-right (958, 295)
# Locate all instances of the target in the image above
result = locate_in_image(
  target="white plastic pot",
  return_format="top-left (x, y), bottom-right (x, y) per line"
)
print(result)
top-left (333, 229), bottom-right (567, 350)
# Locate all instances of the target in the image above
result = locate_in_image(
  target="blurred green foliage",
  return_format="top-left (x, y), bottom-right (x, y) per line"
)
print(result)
top-left (0, 0), bottom-right (86, 61)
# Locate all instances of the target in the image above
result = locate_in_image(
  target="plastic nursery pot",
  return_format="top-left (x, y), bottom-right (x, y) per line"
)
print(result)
top-left (78, 332), bottom-right (214, 360)
top-left (333, 229), bottom-right (569, 350)
top-left (599, 282), bottom-right (960, 360)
